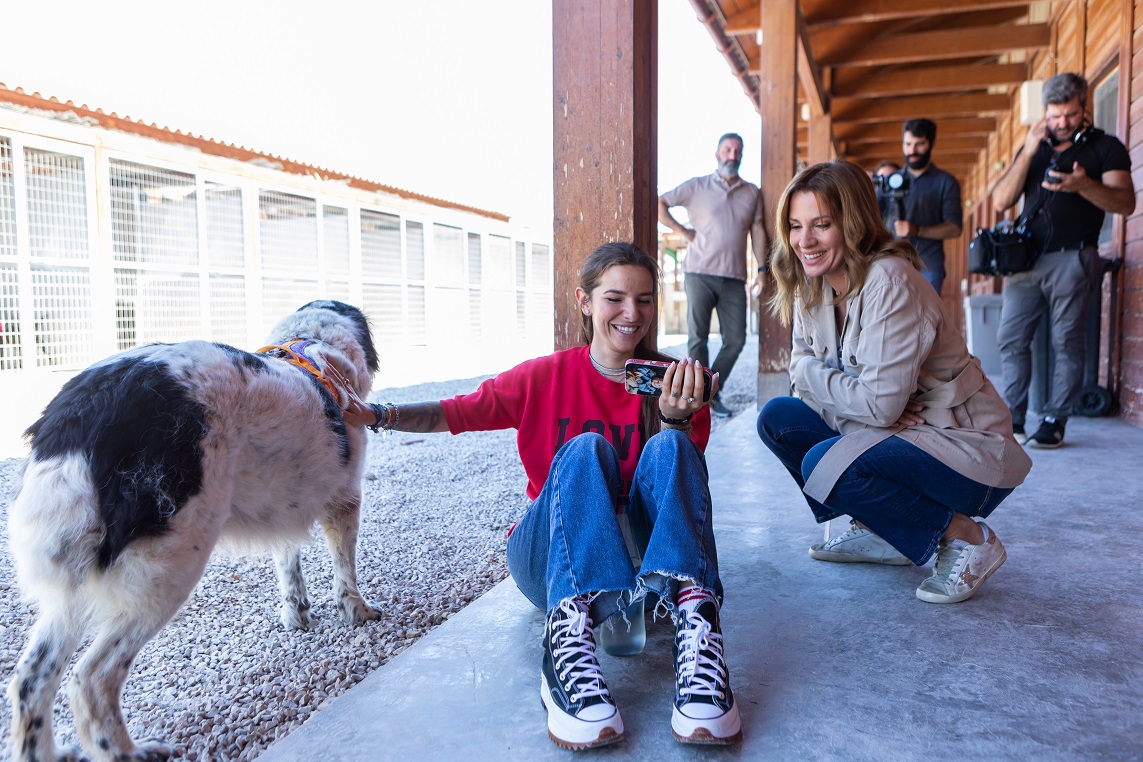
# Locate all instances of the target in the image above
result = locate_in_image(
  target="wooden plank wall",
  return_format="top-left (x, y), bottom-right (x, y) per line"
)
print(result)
top-left (1088, 0), bottom-right (1120, 70)
top-left (964, 0), bottom-right (1143, 426)
top-left (1121, 0), bottom-right (1143, 423)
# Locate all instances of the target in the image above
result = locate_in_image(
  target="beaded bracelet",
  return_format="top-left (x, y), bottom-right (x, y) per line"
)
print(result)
top-left (367, 402), bottom-right (400, 433)
top-left (658, 410), bottom-right (694, 426)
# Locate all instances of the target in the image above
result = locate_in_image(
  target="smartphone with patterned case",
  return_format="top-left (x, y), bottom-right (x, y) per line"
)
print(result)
top-left (623, 359), bottom-right (712, 402)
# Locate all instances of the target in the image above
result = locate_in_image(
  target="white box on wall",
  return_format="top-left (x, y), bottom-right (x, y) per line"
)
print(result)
top-left (1020, 80), bottom-right (1044, 125)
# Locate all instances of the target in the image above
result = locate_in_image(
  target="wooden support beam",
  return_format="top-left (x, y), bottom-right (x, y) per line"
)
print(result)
top-left (808, 113), bottom-right (834, 164)
top-left (552, 0), bottom-right (657, 350)
top-left (805, 63), bottom-right (834, 164)
top-left (831, 62), bottom-right (1028, 98)
top-left (816, 23), bottom-right (1050, 67)
top-left (796, 7), bottom-right (830, 118)
top-left (758, 0), bottom-right (796, 399)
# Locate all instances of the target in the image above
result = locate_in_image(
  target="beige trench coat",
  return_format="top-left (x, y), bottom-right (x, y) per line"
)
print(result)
top-left (790, 255), bottom-right (1032, 502)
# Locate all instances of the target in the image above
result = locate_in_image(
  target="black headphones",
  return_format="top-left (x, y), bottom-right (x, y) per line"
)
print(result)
top-left (1043, 121), bottom-right (1102, 182)
top-left (1046, 118), bottom-right (1097, 147)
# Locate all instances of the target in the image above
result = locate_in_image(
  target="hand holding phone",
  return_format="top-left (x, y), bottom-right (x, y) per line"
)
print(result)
top-left (624, 359), bottom-right (713, 403)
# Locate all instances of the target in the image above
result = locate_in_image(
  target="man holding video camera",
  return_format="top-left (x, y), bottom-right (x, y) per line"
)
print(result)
top-left (991, 72), bottom-right (1135, 449)
top-left (879, 118), bottom-right (963, 295)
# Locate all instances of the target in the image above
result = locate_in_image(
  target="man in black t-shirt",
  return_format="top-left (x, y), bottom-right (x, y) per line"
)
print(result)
top-left (992, 72), bottom-right (1136, 449)
top-left (890, 119), bottom-right (964, 295)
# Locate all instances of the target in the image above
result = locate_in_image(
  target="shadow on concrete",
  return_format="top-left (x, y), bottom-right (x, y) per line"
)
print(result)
top-left (262, 411), bottom-right (1143, 760)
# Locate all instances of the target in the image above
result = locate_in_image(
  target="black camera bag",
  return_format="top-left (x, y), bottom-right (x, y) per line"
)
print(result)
top-left (968, 185), bottom-right (1046, 277)
top-left (968, 226), bottom-right (1037, 276)
top-left (969, 129), bottom-right (1099, 277)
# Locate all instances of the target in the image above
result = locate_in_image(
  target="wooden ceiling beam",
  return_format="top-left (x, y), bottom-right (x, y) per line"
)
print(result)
top-left (834, 117), bottom-right (996, 142)
top-left (839, 136), bottom-right (989, 155)
top-left (816, 22), bottom-right (1049, 67)
top-left (730, 1), bottom-right (1034, 33)
top-left (841, 159), bottom-right (977, 176)
top-left (724, 1), bottom-right (761, 35)
top-left (688, 0), bottom-right (762, 112)
top-left (831, 62), bottom-right (1028, 98)
top-left (810, 8), bottom-right (1032, 57)
top-left (802, 0), bottom-right (1035, 27)
top-left (832, 92), bottom-right (1010, 122)
top-left (842, 148), bottom-right (985, 162)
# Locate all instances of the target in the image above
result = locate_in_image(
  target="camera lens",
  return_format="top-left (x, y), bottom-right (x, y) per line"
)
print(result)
top-left (887, 174), bottom-right (904, 190)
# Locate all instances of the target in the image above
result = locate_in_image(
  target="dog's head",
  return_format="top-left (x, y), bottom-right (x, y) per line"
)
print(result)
top-left (269, 301), bottom-right (379, 381)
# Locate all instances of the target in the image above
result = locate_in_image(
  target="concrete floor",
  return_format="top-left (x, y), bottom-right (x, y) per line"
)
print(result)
top-left (261, 411), bottom-right (1143, 761)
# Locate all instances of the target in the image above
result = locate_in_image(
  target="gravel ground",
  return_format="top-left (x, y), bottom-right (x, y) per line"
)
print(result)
top-left (0, 337), bottom-right (757, 761)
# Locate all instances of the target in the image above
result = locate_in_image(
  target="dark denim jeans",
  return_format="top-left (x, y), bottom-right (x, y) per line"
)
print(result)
top-left (506, 430), bottom-right (723, 624)
top-left (756, 397), bottom-right (1012, 565)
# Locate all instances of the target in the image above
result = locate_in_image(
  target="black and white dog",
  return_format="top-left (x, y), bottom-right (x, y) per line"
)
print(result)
top-left (7, 300), bottom-right (381, 761)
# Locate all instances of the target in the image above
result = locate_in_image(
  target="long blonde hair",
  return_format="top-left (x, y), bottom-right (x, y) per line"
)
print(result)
top-left (769, 160), bottom-right (922, 325)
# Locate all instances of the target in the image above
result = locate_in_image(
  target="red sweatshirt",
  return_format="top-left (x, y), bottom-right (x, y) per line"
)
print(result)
top-left (440, 346), bottom-right (711, 500)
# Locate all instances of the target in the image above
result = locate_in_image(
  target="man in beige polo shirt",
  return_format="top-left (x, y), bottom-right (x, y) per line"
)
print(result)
top-left (658, 133), bottom-right (767, 417)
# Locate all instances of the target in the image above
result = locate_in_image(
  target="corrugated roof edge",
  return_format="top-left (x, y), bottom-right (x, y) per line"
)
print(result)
top-left (0, 83), bottom-right (511, 223)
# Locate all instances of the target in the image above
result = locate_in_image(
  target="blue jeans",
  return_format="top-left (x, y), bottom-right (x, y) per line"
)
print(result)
top-left (756, 397), bottom-right (1012, 565)
top-left (684, 272), bottom-right (747, 388)
top-left (922, 265), bottom-right (945, 296)
top-left (506, 431), bottom-right (723, 624)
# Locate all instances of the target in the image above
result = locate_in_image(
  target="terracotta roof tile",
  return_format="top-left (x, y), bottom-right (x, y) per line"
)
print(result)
top-left (0, 83), bottom-right (509, 222)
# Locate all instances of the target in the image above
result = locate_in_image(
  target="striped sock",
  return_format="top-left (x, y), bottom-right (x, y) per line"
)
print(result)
top-left (676, 585), bottom-right (717, 614)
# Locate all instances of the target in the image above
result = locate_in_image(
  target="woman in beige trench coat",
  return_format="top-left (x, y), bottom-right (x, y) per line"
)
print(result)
top-left (757, 160), bottom-right (1032, 604)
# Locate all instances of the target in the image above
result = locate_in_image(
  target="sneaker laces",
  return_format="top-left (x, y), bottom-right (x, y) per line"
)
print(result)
top-left (550, 598), bottom-right (610, 703)
top-left (932, 539), bottom-right (970, 582)
top-left (675, 608), bottom-right (728, 699)
top-left (823, 520), bottom-right (866, 549)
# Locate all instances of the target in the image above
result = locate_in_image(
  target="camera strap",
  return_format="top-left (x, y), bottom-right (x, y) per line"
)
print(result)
top-left (1014, 191), bottom-right (1047, 234)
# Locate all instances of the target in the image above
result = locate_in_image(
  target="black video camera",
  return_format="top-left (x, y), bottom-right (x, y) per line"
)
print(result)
top-left (874, 171), bottom-right (910, 198)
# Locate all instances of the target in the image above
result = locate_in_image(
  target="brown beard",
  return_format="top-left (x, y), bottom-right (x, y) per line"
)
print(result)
top-left (905, 151), bottom-right (931, 170)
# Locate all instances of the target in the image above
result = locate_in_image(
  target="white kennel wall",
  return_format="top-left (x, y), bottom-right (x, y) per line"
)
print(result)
top-left (0, 106), bottom-right (553, 457)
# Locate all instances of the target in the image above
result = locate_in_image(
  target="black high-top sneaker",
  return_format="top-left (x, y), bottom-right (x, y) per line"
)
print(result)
top-left (671, 591), bottom-right (742, 744)
top-left (1028, 417), bottom-right (1066, 448)
top-left (540, 596), bottom-right (623, 749)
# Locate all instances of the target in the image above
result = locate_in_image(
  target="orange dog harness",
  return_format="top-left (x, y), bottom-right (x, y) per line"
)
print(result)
top-left (256, 340), bottom-right (340, 400)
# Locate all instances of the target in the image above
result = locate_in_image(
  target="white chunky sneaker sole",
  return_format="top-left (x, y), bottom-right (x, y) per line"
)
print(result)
top-left (540, 672), bottom-right (623, 749)
top-left (808, 524), bottom-right (911, 565)
top-left (808, 545), bottom-right (912, 565)
top-left (671, 702), bottom-right (742, 745)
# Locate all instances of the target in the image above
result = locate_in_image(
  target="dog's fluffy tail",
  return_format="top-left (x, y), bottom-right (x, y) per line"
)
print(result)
top-left (9, 453), bottom-right (104, 613)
